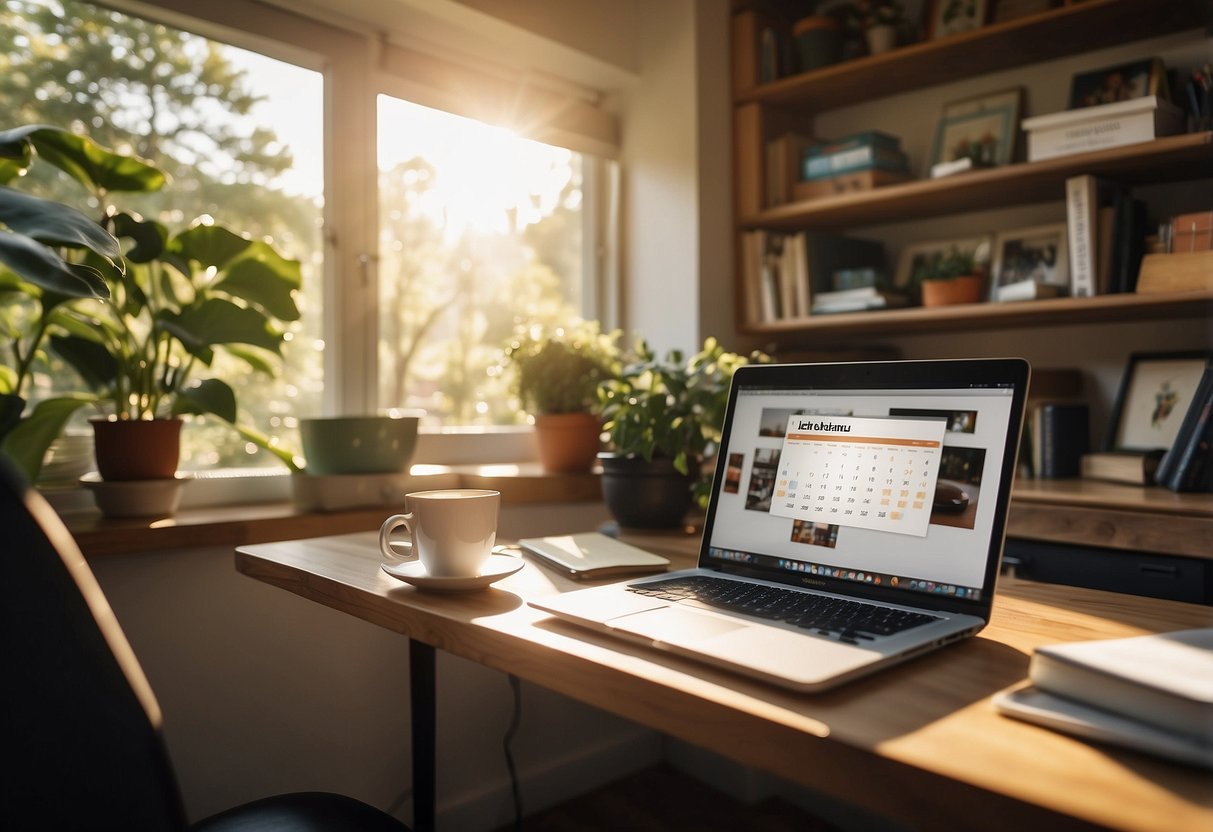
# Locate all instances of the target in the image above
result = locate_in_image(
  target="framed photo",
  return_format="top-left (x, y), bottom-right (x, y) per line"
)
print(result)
top-left (927, 0), bottom-right (989, 39)
top-left (930, 87), bottom-right (1023, 169)
top-left (990, 223), bottom-right (1068, 296)
top-left (1069, 58), bottom-right (1166, 109)
top-left (1105, 351), bottom-right (1213, 452)
top-left (894, 235), bottom-right (992, 288)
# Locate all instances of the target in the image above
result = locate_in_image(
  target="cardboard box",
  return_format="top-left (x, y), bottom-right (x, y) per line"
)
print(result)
top-left (792, 168), bottom-right (912, 202)
top-left (1172, 211), bottom-right (1213, 253)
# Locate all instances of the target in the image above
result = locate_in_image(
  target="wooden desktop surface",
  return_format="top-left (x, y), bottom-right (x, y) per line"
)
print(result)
top-left (235, 533), bottom-right (1213, 831)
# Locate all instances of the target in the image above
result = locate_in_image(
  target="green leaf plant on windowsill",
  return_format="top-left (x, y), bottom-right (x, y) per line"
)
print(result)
top-left (596, 337), bottom-right (768, 529)
top-left (0, 125), bottom-right (302, 487)
top-left (503, 319), bottom-right (620, 473)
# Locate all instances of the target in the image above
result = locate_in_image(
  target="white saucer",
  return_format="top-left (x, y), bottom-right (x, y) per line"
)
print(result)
top-left (381, 554), bottom-right (524, 592)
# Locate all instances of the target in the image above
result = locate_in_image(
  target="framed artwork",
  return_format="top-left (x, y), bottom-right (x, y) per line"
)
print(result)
top-left (930, 87), bottom-right (1023, 168)
top-left (1068, 58), bottom-right (1167, 109)
top-left (927, 0), bottom-right (989, 39)
top-left (1105, 351), bottom-right (1213, 452)
top-left (989, 223), bottom-right (1068, 295)
top-left (894, 235), bottom-right (992, 288)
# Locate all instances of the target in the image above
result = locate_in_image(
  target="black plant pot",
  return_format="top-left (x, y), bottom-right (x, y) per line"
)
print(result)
top-left (598, 452), bottom-right (697, 529)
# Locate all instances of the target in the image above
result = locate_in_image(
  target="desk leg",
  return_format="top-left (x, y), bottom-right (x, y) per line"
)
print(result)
top-left (410, 639), bottom-right (436, 832)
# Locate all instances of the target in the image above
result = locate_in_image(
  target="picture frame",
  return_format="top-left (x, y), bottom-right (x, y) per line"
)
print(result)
top-left (894, 235), bottom-right (992, 289)
top-left (930, 87), bottom-right (1023, 169)
top-left (1068, 58), bottom-right (1166, 109)
top-left (1105, 351), bottom-right (1213, 452)
top-left (989, 222), bottom-right (1069, 297)
top-left (926, 0), bottom-right (989, 40)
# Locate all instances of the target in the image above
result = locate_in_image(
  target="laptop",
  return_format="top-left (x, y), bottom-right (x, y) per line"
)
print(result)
top-left (530, 358), bottom-right (1030, 691)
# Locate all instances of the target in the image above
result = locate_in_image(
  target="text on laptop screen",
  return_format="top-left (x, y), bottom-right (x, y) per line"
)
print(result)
top-left (706, 385), bottom-right (1017, 602)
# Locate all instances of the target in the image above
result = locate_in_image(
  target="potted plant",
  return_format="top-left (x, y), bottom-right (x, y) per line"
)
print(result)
top-left (597, 337), bottom-right (764, 528)
top-left (504, 320), bottom-right (619, 473)
top-left (859, 0), bottom-right (906, 54)
top-left (911, 246), bottom-right (987, 307)
top-left (1, 125), bottom-right (300, 491)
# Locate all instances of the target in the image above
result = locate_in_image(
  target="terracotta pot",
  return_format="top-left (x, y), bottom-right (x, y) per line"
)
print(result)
top-left (598, 453), bottom-right (697, 529)
top-left (921, 275), bottom-right (984, 307)
top-left (533, 412), bottom-right (602, 473)
top-left (91, 417), bottom-right (182, 481)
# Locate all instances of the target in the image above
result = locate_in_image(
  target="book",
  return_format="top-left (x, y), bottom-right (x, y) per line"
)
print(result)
top-left (1031, 402), bottom-right (1088, 478)
top-left (804, 130), bottom-right (901, 158)
top-left (1022, 96), bottom-right (1185, 161)
top-left (1155, 367), bottom-right (1213, 493)
top-left (1080, 449), bottom-right (1165, 485)
top-left (791, 167), bottom-right (912, 202)
top-left (1024, 628), bottom-right (1213, 745)
top-left (1065, 175), bottom-right (1118, 298)
top-left (811, 289), bottom-right (908, 314)
top-left (802, 146), bottom-right (908, 180)
top-left (993, 279), bottom-right (1064, 303)
top-left (765, 131), bottom-right (814, 207)
top-left (993, 685), bottom-right (1213, 768)
top-left (519, 532), bottom-right (670, 580)
top-left (1107, 190), bottom-right (1147, 293)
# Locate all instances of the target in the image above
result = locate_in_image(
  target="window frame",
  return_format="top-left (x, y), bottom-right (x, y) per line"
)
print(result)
top-left (93, 0), bottom-right (619, 467)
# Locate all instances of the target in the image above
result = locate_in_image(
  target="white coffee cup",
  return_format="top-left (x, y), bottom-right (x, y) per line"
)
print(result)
top-left (378, 489), bottom-right (500, 578)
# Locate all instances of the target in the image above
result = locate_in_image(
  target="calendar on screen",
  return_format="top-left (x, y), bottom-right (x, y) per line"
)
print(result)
top-left (769, 415), bottom-right (947, 537)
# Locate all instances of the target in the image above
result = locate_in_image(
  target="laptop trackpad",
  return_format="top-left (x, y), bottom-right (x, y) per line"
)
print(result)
top-left (609, 606), bottom-right (746, 643)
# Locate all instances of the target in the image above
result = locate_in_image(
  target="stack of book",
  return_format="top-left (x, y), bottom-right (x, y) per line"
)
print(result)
top-left (994, 628), bottom-right (1213, 767)
top-left (794, 131), bottom-right (911, 201)
top-left (740, 230), bottom-right (886, 323)
top-left (1065, 174), bottom-right (1147, 297)
top-left (810, 286), bottom-right (908, 315)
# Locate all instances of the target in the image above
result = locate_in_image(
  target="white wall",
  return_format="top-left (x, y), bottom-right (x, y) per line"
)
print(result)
top-left (88, 500), bottom-right (665, 830)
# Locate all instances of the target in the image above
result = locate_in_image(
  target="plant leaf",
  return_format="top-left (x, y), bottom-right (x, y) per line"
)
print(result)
top-left (214, 239), bottom-right (302, 321)
top-left (109, 211), bottom-right (166, 263)
top-left (0, 394), bottom-right (94, 482)
top-left (49, 333), bottom-right (118, 391)
top-left (159, 297), bottom-right (283, 353)
top-left (173, 378), bottom-right (237, 423)
top-left (26, 127), bottom-right (167, 194)
top-left (0, 230), bottom-right (109, 298)
top-left (167, 222), bottom-right (251, 271)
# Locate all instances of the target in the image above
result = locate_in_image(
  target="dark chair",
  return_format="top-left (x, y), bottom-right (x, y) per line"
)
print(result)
top-left (0, 457), bottom-right (411, 832)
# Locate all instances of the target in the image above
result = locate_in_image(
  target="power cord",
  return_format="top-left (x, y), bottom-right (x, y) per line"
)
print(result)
top-left (504, 673), bottom-right (524, 831)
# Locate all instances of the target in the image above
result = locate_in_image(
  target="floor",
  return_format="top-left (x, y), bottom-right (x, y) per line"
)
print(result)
top-left (493, 764), bottom-right (840, 832)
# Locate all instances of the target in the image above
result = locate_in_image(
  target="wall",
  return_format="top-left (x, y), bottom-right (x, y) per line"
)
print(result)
top-left (88, 500), bottom-right (664, 830)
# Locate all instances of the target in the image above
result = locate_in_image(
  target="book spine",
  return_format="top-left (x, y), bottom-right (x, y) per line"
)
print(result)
top-left (1066, 176), bottom-right (1096, 298)
top-left (1159, 368), bottom-right (1213, 492)
top-left (805, 131), bottom-right (900, 158)
top-left (1037, 403), bottom-right (1089, 478)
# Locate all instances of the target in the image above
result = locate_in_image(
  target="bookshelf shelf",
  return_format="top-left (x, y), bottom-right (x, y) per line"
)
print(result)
top-left (739, 288), bottom-right (1213, 339)
top-left (741, 133), bottom-right (1213, 231)
top-left (735, 0), bottom-right (1210, 112)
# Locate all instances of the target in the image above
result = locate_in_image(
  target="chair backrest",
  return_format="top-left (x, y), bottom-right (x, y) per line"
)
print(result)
top-left (0, 457), bottom-right (188, 830)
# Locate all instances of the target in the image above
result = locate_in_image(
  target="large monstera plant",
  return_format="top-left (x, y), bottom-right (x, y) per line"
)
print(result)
top-left (0, 125), bottom-right (300, 481)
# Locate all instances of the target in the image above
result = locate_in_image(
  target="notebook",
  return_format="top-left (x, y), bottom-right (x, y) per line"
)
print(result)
top-left (519, 533), bottom-right (670, 580)
top-left (530, 358), bottom-right (1031, 691)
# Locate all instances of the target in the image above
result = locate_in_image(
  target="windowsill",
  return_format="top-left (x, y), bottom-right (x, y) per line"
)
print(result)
top-left (57, 464), bottom-right (603, 558)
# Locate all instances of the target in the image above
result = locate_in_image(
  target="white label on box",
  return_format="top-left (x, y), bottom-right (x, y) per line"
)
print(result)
top-left (769, 415), bottom-right (946, 537)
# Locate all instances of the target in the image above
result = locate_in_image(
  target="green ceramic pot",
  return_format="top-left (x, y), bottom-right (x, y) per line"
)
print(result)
top-left (300, 414), bottom-right (420, 475)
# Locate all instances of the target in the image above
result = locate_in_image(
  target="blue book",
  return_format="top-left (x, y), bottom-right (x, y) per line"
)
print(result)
top-left (804, 131), bottom-right (901, 159)
top-left (803, 148), bottom-right (909, 180)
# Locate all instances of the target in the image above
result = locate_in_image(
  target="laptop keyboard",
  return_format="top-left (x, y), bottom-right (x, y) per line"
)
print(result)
top-left (628, 575), bottom-right (939, 644)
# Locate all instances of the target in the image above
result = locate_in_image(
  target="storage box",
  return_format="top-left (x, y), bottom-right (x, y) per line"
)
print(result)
top-left (1021, 96), bottom-right (1185, 161)
top-left (1172, 211), bottom-right (1213, 253)
top-left (792, 168), bottom-right (912, 201)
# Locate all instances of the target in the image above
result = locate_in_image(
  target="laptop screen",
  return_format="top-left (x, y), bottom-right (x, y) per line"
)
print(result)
top-left (700, 359), bottom-right (1029, 611)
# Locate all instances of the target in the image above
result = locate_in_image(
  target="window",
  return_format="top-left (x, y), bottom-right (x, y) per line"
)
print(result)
top-left (376, 95), bottom-right (590, 425)
top-left (2, 0), bottom-right (324, 470)
top-left (3, 0), bottom-right (617, 478)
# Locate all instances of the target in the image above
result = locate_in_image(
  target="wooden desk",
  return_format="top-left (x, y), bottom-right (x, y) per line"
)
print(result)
top-left (236, 532), bottom-right (1212, 832)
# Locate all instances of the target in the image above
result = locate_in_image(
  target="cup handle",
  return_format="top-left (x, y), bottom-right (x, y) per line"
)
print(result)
top-left (379, 512), bottom-right (415, 562)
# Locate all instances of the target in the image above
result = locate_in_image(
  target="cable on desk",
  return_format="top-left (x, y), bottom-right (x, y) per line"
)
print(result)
top-left (504, 673), bottom-right (523, 831)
